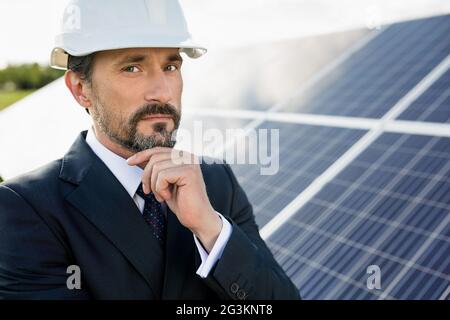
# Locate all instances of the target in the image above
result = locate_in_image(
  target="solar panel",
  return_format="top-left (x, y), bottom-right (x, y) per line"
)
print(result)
top-left (180, 14), bottom-right (450, 300)
top-left (281, 14), bottom-right (450, 118)
top-left (229, 122), bottom-right (366, 227)
top-left (266, 133), bottom-right (450, 299)
top-left (181, 29), bottom-right (368, 112)
top-left (397, 68), bottom-right (450, 123)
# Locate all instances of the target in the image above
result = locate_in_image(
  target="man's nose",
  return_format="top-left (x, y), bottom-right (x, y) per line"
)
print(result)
top-left (143, 71), bottom-right (173, 105)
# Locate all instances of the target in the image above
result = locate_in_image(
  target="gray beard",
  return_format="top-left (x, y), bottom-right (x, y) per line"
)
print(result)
top-left (91, 95), bottom-right (180, 153)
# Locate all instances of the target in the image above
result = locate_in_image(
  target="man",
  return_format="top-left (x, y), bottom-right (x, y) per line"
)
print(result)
top-left (0, 0), bottom-right (299, 299)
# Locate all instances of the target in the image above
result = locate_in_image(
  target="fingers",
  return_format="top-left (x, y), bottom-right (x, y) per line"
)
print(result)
top-left (127, 147), bottom-right (175, 166)
top-left (127, 147), bottom-right (200, 201)
top-left (140, 152), bottom-right (192, 194)
top-left (154, 166), bottom-right (189, 201)
top-left (150, 160), bottom-right (179, 197)
top-left (127, 147), bottom-right (197, 166)
top-left (126, 147), bottom-right (169, 165)
top-left (141, 153), bottom-right (173, 193)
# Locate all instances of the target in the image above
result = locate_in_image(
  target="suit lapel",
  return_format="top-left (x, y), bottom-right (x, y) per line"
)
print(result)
top-left (161, 207), bottom-right (195, 299)
top-left (60, 131), bottom-right (165, 299)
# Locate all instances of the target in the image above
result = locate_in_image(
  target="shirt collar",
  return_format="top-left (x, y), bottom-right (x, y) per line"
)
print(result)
top-left (85, 127), bottom-right (143, 198)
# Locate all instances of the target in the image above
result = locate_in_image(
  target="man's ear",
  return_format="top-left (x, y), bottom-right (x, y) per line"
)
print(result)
top-left (64, 70), bottom-right (92, 109)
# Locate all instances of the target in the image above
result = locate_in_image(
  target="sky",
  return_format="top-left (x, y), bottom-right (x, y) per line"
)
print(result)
top-left (0, 0), bottom-right (450, 67)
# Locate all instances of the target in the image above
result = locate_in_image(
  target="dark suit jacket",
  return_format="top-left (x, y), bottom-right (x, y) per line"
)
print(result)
top-left (0, 131), bottom-right (300, 300)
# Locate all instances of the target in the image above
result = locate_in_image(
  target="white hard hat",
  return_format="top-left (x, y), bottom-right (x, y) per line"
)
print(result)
top-left (50, 0), bottom-right (206, 70)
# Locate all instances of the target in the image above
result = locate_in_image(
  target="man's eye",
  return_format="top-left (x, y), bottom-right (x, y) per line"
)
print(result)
top-left (166, 65), bottom-right (178, 72)
top-left (123, 66), bottom-right (140, 73)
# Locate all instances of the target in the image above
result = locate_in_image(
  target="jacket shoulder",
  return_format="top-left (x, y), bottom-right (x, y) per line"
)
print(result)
top-left (199, 157), bottom-right (234, 189)
top-left (0, 159), bottom-right (64, 203)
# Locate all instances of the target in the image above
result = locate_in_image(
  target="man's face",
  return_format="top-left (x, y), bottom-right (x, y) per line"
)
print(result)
top-left (88, 47), bottom-right (183, 152)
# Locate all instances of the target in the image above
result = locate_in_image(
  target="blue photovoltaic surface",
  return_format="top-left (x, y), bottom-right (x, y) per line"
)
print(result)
top-left (267, 133), bottom-right (450, 299)
top-left (182, 14), bottom-right (450, 300)
top-left (183, 29), bottom-right (368, 111)
top-left (397, 68), bottom-right (450, 123)
top-left (281, 14), bottom-right (450, 118)
top-left (229, 122), bottom-right (366, 227)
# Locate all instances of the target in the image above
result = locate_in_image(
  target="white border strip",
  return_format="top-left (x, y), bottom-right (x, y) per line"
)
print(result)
top-left (184, 108), bottom-right (450, 137)
top-left (384, 120), bottom-right (450, 137)
top-left (184, 108), bottom-right (378, 130)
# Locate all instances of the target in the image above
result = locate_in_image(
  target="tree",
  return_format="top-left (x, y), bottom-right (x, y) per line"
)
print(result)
top-left (0, 64), bottom-right (64, 91)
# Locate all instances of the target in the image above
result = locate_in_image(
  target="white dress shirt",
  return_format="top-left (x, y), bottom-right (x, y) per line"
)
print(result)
top-left (85, 128), bottom-right (232, 278)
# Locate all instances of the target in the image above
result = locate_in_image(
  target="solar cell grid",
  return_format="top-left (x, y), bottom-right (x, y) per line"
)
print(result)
top-left (229, 122), bottom-right (366, 227)
top-left (267, 133), bottom-right (450, 299)
top-left (281, 14), bottom-right (450, 118)
top-left (179, 14), bottom-right (450, 300)
top-left (398, 68), bottom-right (450, 123)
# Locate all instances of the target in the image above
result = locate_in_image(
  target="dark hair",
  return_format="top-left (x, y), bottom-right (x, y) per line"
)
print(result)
top-left (68, 54), bottom-right (96, 115)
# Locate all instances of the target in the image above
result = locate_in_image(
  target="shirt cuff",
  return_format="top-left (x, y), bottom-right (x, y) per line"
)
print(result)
top-left (194, 211), bottom-right (232, 278)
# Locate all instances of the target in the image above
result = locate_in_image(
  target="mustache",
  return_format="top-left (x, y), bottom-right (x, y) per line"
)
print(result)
top-left (129, 103), bottom-right (181, 126)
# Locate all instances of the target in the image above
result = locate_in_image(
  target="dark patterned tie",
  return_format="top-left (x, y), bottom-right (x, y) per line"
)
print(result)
top-left (136, 183), bottom-right (166, 245)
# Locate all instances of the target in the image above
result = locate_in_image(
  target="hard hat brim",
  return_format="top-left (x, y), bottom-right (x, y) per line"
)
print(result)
top-left (50, 42), bottom-right (207, 70)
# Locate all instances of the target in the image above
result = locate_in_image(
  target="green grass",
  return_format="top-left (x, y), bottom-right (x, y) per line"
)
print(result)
top-left (0, 89), bottom-right (36, 111)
